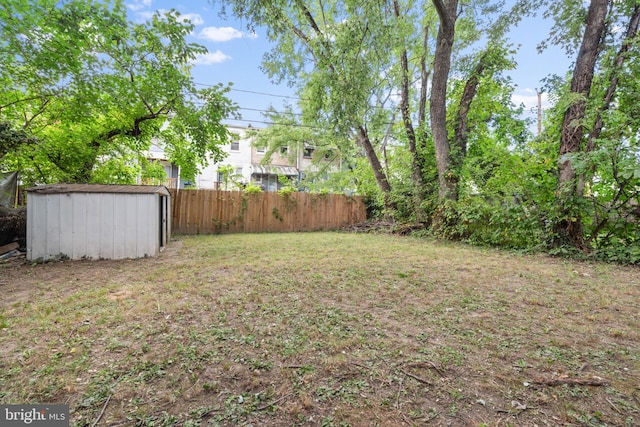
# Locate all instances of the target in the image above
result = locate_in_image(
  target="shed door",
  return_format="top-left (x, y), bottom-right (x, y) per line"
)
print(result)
top-left (159, 195), bottom-right (168, 247)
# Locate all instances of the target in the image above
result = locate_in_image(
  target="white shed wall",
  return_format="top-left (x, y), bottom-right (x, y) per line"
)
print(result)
top-left (27, 192), bottom-right (161, 261)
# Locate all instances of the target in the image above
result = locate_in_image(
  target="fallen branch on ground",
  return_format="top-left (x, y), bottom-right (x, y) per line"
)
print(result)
top-left (403, 360), bottom-right (444, 377)
top-left (530, 377), bottom-right (608, 387)
top-left (256, 392), bottom-right (295, 412)
top-left (398, 368), bottom-right (433, 386)
top-left (91, 395), bottom-right (111, 427)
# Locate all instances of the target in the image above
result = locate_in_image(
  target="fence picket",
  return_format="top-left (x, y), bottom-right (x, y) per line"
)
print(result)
top-left (168, 189), bottom-right (366, 235)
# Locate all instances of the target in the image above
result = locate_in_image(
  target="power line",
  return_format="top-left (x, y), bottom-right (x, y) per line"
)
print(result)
top-left (191, 100), bottom-right (304, 117)
top-left (239, 106), bottom-right (303, 116)
top-left (232, 88), bottom-right (301, 100)
top-left (193, 82), bottom-right (302, 100)
top-left (223, 117), bottom-right (318, 129)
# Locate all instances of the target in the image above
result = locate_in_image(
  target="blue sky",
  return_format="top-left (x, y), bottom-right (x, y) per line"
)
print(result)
top-left (125, 0), bottom-right (572, 129)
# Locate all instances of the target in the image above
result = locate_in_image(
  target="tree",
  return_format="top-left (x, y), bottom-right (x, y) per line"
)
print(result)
top-left (429, 0), bottom-right (521, 204)
top-left (0, 121), bottom-right (37, 160)
top-left (546, 0), bottom-right (640, 253)
top-left (217, 164), bottom-right (244, 190)
top-left (552, 0), bottom-right (609, 250)
top-left (0, 0), bottom-right (236, 185)
top-left (214, 0), bottom-right (408, 212)
top-left (430, 0), bottom-right (459, 201)
top-left (214, 0), bottom-right (512, 217)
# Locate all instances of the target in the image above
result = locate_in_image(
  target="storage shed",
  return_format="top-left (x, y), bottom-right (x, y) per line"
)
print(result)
top-left (26, 184), bottom-right (170, 261)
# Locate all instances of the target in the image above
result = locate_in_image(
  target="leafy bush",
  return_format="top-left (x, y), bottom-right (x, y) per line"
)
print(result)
top-left (277, 186), bottom-right (296, 196)
top-left (590, 241), bottom-right (640, 265)
top-left (430, 197), bottom-right (546, 249)
top-left (243, 184), bottom-right (262, 193)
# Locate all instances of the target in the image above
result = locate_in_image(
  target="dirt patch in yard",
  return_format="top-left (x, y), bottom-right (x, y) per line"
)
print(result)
top-left (0, 240), bottom-right (183, 306)
top-left (1, 234), bottom-right (639, 426)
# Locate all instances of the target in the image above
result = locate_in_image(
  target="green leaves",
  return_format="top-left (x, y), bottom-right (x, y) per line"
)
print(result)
top-left (1, 0), bottom-right (236, 185)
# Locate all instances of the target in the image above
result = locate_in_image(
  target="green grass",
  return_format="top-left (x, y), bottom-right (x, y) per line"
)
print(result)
top-left (1, 232), bottom-right (639, 426)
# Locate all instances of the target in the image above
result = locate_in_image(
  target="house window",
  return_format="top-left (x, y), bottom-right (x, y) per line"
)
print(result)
top-left (280, 146), bottom-right (289, 155)
top-left (235, 167), bottom-right (243, 176)
top-left (303, 147), bottom-right (314, 158)
top-left (256, 146), bottom-right (265, 154)
top-left (230, 141), bottom-right (240, 151)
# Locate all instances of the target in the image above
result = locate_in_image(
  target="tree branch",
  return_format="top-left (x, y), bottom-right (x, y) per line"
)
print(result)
top-left (0, 94), bottom-right (51, 112)
top-left (531, 377), bottom-right (608, 387)
top-left (453, 52), bottom-right (486, 159)
top-left (22, 98), bottom-right (52, 129)
top-left (432, 0), bottom-right (448, 23)
top-left (294, 0), bottom-right (336, 73)
top-left (418, 25), bottom-right (430, 125)
top-left (586, 4), bottom-right (640, 154)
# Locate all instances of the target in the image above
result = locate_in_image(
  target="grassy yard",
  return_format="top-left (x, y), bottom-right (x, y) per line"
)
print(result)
top-left (0, 232), bottom-right (639, 426)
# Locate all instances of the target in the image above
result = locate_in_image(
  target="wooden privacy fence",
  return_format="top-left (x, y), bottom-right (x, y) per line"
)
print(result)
top-left (169, 189), bottom-right (367, 234)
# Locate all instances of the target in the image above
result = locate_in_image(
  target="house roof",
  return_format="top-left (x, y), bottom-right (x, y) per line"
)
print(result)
top-left (26, 184), bottom-right (170, 196)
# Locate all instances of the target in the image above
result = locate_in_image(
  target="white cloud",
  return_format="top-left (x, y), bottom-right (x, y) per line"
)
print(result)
top-left (193, 50), bottom-right (232, 65)
top-left (197, 26), bottom-right (257, 42)
top-left (133, 9), bottom-right (203, 27)
top-left (126, 0), bottom-right (152, 12)
top-left (180, 13), bottom-right (204, 26)
top-left (136, 11), bottom-right (155, 21)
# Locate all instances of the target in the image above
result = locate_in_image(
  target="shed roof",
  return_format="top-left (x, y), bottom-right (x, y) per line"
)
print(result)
top-left (27, 184), bottom-right (170, 196)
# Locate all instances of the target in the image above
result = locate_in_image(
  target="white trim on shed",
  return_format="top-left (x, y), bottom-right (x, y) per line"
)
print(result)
top-left (26, 184), bottom-right (170, 261)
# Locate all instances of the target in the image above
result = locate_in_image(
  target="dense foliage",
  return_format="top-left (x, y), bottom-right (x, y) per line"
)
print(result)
top-left (213, 0), bottom-right (640, 264)
top-left (0, 0), bottom-right (236, 185)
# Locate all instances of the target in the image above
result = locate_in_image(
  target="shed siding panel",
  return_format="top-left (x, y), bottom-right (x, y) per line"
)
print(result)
top-left (137, 195), bottom-right (157, 258)
top-left (72, 193), bottom-right (88, 259)
top-left (99, 193), bottom-right (115, 259)
top-left (134, 195), bottom-right (143, 258)
top-left (59, 193), bottom-right (74, 258)
top-left (85, 193), bottom-right (102, 260)
top-left (135, 194), bottom-right (148, 258)
top-left (26, 195), bottom-right (33, 259)
top-left (27, 195), bottom-right (47, 260)
top-left (162, 196), bottom-right (170, 246)
top-left (46, 194), bottom-right (61, 258)
top-left (132, 195), bottom-right (143, 258)
top-left (112, 195), bottom-right (127, 259)
top-left (124, 194), bottom-right (139, 259)
top-left (146, 196), bottom-right (155, 256)
top-left (139, 196), bottom-right (149, 257)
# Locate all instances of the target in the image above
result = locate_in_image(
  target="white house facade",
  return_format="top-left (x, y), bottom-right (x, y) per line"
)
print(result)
top-left (146, 124), bottom-right (339, 191)
top-left (195, 125), bottom-right (254, 189)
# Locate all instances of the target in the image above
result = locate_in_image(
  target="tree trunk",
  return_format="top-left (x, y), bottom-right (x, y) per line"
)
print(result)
top-left (553, 0), bottom-right (609, 251)
top-left (430, 0), bottom-right (458, 201)
top-left (578, 4), bottom-right (640, 196)
top-left (418, 26), bottom-right (430, 125)
top-left (394, 0), bottom-right (427, 220)
top-left (288, 1), bottom-right (394, 211)
top-left (452, 55), bottom-right (485, 171)
top-left (356, 125), bottom-right (395, 210)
